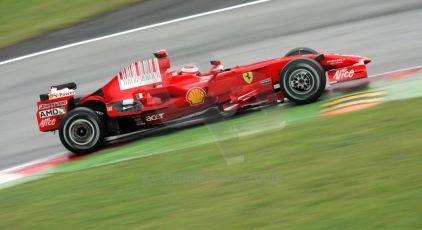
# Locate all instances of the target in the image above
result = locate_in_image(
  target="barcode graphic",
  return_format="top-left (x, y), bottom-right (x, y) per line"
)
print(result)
top-left (118, 58), bottom-right (162, 90)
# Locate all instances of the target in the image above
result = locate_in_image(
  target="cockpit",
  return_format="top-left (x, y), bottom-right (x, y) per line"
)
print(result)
top-left (153, 49), bottom-right (230, 79)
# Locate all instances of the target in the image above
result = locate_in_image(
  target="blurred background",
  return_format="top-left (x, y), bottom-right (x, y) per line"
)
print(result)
top-left (0, 0), bottom-right (422, 229)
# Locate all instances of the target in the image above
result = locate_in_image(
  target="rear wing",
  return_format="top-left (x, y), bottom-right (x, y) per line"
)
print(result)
top-left (36, 83), bottom-right (76, 132)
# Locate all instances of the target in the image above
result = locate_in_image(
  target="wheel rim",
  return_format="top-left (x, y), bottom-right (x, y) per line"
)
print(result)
top-left (68, 119), bottom-right (96, 146)
top-left (288, 69), bottom-right (315, 95)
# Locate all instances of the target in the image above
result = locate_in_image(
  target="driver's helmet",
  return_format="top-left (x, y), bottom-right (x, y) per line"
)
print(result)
top-left (181, 65), bottom-right (200, 75)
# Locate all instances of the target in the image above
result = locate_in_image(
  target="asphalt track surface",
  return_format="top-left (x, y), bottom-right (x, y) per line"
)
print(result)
top-left (0, 0), bottom-right (254, 61)
top-left (0, 0), bottom-right (422, 170)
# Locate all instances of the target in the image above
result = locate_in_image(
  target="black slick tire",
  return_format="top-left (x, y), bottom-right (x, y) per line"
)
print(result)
top-left (59, 107), bottom-right (104, 155)
top-left (280, 58), bottom-right (326, 105)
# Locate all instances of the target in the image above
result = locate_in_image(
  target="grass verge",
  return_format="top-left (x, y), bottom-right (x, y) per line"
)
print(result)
top-left (1, 97), bottom-right (422, 229)
top-left (0, 0), bottom-right (140, 48)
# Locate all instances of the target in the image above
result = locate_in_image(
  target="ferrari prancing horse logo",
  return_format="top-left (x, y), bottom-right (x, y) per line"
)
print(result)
top-left (242, 71), bottom-right (253, 84)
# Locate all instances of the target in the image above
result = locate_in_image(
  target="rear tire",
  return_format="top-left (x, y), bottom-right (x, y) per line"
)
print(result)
top-left (280, 58), bottom-right (326, 105)
top-left (285, 47), bottom-right (318, 57)
top-left (59, 107), bottom-right (104, 155)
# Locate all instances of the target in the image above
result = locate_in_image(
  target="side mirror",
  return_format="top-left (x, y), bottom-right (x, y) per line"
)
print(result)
top-left (154, 49), bottom-right (168, 58)
top-left (210, 60), bottom-right (221, 66)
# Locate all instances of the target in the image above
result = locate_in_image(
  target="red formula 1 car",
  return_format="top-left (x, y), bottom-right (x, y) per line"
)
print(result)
top-left (36, 47), bottom-right (370, 154)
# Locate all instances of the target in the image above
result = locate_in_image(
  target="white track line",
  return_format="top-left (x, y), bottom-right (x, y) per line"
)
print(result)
top-left (370, 65), bottom-right (422, 78)
top-left (0, 152), bottom-right (67, 174)
top-left (0, 151), bottom-right (67, 187)
top-left (0, 173), bottom-right (26, 185)
top-left (0, 0), bottom-right (272, 66)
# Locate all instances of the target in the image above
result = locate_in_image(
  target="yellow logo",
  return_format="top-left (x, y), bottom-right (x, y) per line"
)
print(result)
top-left (242, 71), bottom-right (253, 84)
top-left (186, 87), bottom-right (206, 105)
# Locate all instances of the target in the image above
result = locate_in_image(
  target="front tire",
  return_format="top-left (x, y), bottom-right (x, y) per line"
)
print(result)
top-left (280, 58), bottom-right (326, 105)
top-left (59, 107), bottom-right (104, 155)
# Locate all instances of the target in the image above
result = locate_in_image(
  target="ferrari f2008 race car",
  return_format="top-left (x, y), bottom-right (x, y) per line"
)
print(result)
top-left (36, 47), bottom-right (370, 155)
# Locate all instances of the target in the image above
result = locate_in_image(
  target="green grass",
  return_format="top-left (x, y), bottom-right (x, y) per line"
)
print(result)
top-left (1, 97), bottom-right (422, 229)
top-left (0, 0), bottom-right (140, 48)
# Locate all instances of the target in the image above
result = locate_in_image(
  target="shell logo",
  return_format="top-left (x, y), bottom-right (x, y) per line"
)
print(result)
top-left (186, 87), bottom-right (206, 105)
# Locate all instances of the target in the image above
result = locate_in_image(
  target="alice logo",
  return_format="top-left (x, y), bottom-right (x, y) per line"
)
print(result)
top-left (242, 71), bottom-right (253, 84)
top-left (186, 87), bottom-right (206, 105)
